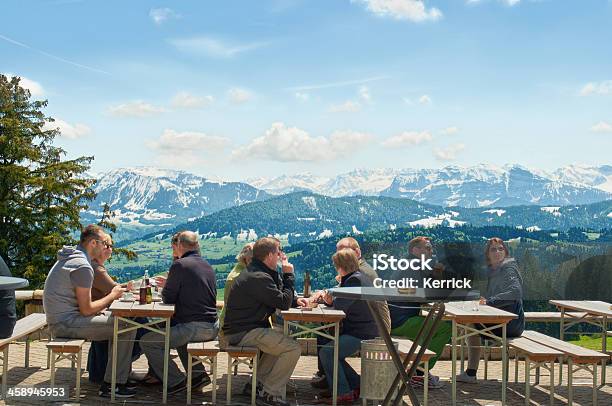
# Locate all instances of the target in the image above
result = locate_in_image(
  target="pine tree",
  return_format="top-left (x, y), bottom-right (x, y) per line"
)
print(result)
top-left (0, 74), bottom-right (95, 287)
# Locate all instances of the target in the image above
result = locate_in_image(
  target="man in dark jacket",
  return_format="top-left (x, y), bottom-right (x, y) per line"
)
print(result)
top-left (141, 231), bottom-right (218, 394)
top-left (0, 255), bottom-right (16, 339)
top-left (223, 237), bottom-right (301, 406)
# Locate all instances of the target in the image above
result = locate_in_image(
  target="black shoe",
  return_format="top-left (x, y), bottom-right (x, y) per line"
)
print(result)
top-left (191, 373), bottom-right (211, 389)
top-left (242, 381), bottom-right (263, 397)
top-left (98, 382), bottom-right (137, 398)
top-left (166, 380), bottom-right (187, 395)
top-left (256, 389), bottom-right (290, 406)
top-left (310, 374), bottom-right (329, 389)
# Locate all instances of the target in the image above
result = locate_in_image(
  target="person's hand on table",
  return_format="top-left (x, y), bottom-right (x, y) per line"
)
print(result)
top-left (124, 280), bottom-right (134, 291)
top-left (154, 276), bottom-right (167, 288)
top-left (479, 297), bottom-right (487, 305)
top-left (110, 284), bottom-right (126, 300)
top-left (322, 290), bottom-right (333, 306)
top-left (296, 297), bottom-right (309, 307)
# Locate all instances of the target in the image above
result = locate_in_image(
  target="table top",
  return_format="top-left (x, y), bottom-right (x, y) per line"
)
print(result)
top-left (444, 301), bottom-right (518, 324)
top-left (549, 300), bottom-right (612, 317)
top-left (109, 300), bottom-right (175, 318)
top-left (281, 306), bottom-right (346, 323)
top-left (329, 287), bottom-right (480, 303)
top-left (0, 276), bottom-right (29, 290)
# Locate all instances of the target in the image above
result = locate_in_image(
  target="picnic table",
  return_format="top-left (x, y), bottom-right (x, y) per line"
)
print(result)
top-left (108, 300), bottom-right (175, 403)
top-left (550, 299), bottom-right (612, 384)
top-left (281, 306), bottom-right (345, 406)
top-left (444, 302), bottom-right (517, 406)
top-left (329, 287), bottom-right (479, 406)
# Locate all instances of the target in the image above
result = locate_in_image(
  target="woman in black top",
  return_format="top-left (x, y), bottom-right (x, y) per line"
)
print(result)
top-left (316, 248), bottom-right (377, 404)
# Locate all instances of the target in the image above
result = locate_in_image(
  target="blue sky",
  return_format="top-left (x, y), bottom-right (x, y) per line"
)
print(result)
top-left (1, 0), bottom-right (611, 180)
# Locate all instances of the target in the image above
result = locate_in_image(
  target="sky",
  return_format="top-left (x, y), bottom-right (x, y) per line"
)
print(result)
top-left (1, 0), bottom-right (611, 181)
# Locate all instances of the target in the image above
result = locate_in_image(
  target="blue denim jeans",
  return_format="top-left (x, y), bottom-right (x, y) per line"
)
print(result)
top-left (319, 334), bottom-right (362, 395)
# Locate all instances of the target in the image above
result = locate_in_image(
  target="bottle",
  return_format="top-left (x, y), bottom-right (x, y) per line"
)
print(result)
top-left (139, 274), bottom-right (147, 305)
top-left (303, 271), bottom-right (311, 298)
top-left (146, 285), bottom-right (153, 304)
top-left (144, 270), bottom-right (150, 286)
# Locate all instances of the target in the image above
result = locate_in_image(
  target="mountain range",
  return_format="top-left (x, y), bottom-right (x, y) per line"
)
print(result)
top-left (82, 165), bottom-right (612, 240)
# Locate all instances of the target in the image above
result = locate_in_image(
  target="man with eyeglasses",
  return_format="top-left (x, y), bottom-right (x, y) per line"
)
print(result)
top-left (222, 237), bottom-right (301, 406)
top-left (43, 224), bottom-right (137, 398)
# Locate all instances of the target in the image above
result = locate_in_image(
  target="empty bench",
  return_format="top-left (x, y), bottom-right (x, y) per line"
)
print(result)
top-left (508, 336), bottom-right (563, 406)
top-left (186, 341), bottom-right (258, 406)
top-left (395, 338), bottom-right (436, 406)
top-left (522, 330), bottom-right (609, 406)
top-left (47, 338), bottom-right (85, 400)
top-left (0, 313), bottom-right (47, 398)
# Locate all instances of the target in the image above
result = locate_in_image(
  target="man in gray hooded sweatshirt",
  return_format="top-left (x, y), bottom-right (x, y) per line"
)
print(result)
top-left (43, 225), bottom-right (137, 398)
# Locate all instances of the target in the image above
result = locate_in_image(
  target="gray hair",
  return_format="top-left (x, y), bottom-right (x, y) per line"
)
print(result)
top-left (236, 243), bottom-right (254, 266)
top-left (178, 231), bottom-right (200, 251)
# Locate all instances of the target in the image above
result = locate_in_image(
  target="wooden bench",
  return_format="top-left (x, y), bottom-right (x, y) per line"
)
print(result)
top-left (224, 345), bottom-right (259, 406)
top-left (522, 330), bottom-right (609, 406)
top-left (525, 312), bottom-right (605, 323)
top-left (47, 338), bottom-right (85, 400)
top-left (0, 313), bottom-right (47, 398)
top-left (186, 341), bottom-right (220, 405)
top-left (394, 338), bottom-right (436, 406)
top-left (508, 336), bottom-right (563, 406)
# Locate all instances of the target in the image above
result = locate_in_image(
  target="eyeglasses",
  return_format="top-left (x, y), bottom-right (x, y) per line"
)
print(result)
top-left (489, 247), bottom-right (505, 252)
top-left (95, 239), bottom-right (113, 249)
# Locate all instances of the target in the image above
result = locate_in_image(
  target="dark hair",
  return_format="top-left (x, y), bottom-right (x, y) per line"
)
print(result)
top-left (171, 232), bottom-right (182, 245)
top-left (80, 224), bottom-right (105, 244)
top-left (485, 237), bottom-right (509, 267)
top-left (252, 237), bottom-right (280, 262)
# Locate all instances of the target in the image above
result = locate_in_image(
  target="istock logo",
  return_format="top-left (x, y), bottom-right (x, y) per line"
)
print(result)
top-left (372, 254), bottom-right (433, 272)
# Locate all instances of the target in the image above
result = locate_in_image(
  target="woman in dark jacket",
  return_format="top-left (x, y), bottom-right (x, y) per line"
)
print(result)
top-left (457, 237), bottom-right (525, 383)
top-left (316, 248), bottom-right (377, 404)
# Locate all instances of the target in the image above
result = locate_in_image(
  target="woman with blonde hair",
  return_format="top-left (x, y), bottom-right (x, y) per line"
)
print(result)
top-left (219, 243), bottom-right (254, 331)
top-left (457, 237), bottom-right (525, 383)
top-left (315, 248), bottom-right (377, 404)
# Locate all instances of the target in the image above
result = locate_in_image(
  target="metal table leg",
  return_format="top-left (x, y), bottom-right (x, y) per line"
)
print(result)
top-left (368, 301), bottom-right (445, 406)
top-left (111, 316), bottom-right (118, 402)
top-left (502, 324), bottom-right (507, 406)
top-left (163, 317), bottom-right (170, 404)
top-left (451, 320), bottom-right (457, 405)
top-left (333, 321), bottom-right (339, 406)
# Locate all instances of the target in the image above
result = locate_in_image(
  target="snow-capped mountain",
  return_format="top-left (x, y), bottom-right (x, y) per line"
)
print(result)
top-left (247, 164), bottom-right (612, 208)
top-left (80, 167), bottom-right (269, 239)
top-left (549, 164), bottom-right (612, 193)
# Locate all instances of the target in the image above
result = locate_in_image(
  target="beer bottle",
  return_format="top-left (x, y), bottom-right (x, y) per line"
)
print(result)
top-left (303, 271), bottom-right (311, 298)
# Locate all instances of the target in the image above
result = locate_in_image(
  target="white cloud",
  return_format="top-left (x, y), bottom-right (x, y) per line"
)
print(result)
top-left (355, 0), bottom-right (442, 22)
top-left (359, 86), bottom-right (371, 102)
top-left (169, 36), bottom-right (268, 58)
top-left (149, 8), bottom-right (180, 24)
top-left (147, 129), bottom-right (230, 167)
top-left (3, 73), bottom-right (45, 96)
top-left (44, 118), bottom-right (91, 139)
top-left (108, 101), bottom-right (167, 117)
top-left (434, 143), bottom-right (465, 161)
top-left (232, 122), bottom-right (373, 162)
top-left (171, 91), bottom-right (214, 109)
top-left (381, 131), bottom-right (432, 148)
top-left (590, 121), bottom-right (612, 133)
top-left (580, 80), bottom-right (612, 96)
top-left (418, 94), bottom-right (432, 105)
top-left (440, 126), bottom-right (459, 136)
top-left (227, 88), bottom-right (253, 104)
top-left (329, 100), bottom-right (361, 113)
top-left (295, 92), bottom-right (309, 101)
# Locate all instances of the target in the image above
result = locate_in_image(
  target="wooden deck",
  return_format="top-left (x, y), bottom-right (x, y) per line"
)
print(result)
top-left (0, 339), bottom-right (610, 405)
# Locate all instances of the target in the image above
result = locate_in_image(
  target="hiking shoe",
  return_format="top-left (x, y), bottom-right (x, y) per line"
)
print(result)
top-left (98, 382), bottom-right (137, 398)
top-left (166, 380), bottom-right (187, 395)
top-left (310, 371), bottom-right (329, 389)
top-left (456, 371), bottom-right (478, 384)
top-left (256, 389), bottom-right (290, 406)
top-left (410, 373), bottom-right (444, 389)
top-left (242, 381), bottom-right (263, 397)
top-left (191, 373), bottom-right (211, 389)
